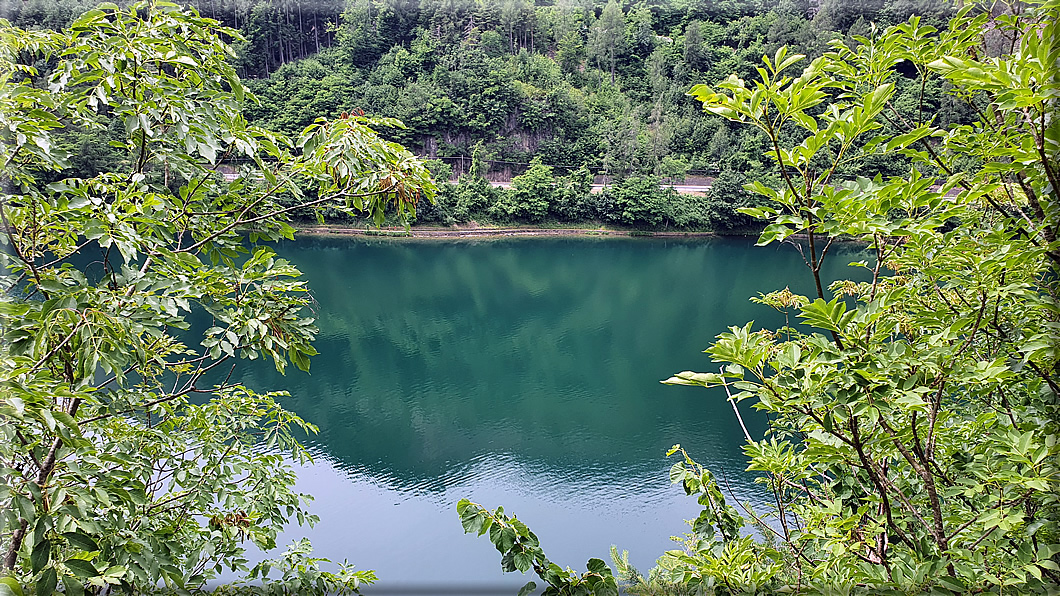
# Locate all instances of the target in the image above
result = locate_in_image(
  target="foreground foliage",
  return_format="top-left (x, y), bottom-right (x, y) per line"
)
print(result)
top-left (457, 499), bottom-right (619, 596)
top-left (465, 1), bottom-right (1060, 593)
top-left (0, 2), bottom-right (432, 594)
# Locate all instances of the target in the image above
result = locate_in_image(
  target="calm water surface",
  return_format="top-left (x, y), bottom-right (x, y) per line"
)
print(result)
top-left (228, 236), bottom-right (863, 592)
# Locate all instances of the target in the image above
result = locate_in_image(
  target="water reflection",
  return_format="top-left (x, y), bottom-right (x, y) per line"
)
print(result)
top-left (220, 236), bottom-right (866, 586)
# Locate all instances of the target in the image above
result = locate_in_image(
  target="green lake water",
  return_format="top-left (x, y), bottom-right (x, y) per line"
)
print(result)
top-left (227, 235), bottom-right (866, 593)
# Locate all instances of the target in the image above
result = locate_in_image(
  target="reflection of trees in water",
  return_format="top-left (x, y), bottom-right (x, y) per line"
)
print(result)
top-left (232, 237), bottom-right (866, 487)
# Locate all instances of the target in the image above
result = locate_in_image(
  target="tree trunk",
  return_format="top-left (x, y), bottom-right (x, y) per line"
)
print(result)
top-left (265, 31), bottom-right (272, 74)
top-left (610, 46), bottom-right (615, 84)
top-left (314, 13), bottom-right (320, 54)
top-left (297, 0), bottom-right (305, 58)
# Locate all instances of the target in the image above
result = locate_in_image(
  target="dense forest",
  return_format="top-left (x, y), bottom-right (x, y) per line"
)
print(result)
top-left (2, 0), bottom-right (971, 229)
top-left (2, 1), bottom-right (1058, 594)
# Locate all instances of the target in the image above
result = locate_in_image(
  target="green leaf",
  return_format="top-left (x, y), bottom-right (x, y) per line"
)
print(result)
top-left (498, 528), bottom-right (517, 554)
top-left (127, 489), bottom-right (148, 506)
top-left (757, 223), bottom-right (794, 246)
top-left (937, 575), bottom-right (966, 592)
top-left (798, 297), bottom-right (853, 334)
top-left (885, 125), bottom-right (938, 151)
top-left (512, 550), bottom-right (532, 573)
top-left (776, 51), bottom-right (805, 74)
top-left (517, 581), bottom-right (537, 596)
top-left (456, 498), bottom-right (471, 515)
top-left (35, 569), bottom-right (55, 596)
top-left (477, 516), bottom-right (493, 537)
top-left (63, 560), bottom-right (98, 579)
top-left (100, 565), bottom-right (126, 581)
top-left (50, 412), bottom-right (79, 434)
top-left (460, 508), bottom-right (486, 535)
top-left (62, 533), bottom-right (98, 553)
top-left (586, 558), bottom-right (608, 575)
top-left (0, 577), bottom-right (24, 596)
top-left (31, 540), bottom-right (50, 574)
top-left (669, 461), bottom-right (687, 484)
top-left (59, 575), bottom-right (83, 596)
top-left (1025, 564), bottom-right (1042, 581)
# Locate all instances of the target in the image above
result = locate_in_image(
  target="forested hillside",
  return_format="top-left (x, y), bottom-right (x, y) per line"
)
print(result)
top-left (3, 0), bottom-right (971, 228)
top-left (3, 2), bottom-right (1058, 593)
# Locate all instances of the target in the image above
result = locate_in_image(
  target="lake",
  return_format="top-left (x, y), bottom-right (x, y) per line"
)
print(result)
top-left (226, 235), bottom-right (863, 593)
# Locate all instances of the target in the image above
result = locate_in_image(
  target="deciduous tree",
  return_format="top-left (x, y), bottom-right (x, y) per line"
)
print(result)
top-left (0, 2), bottom-right (433, 593)
top-left (464, 2), bottom-right (1060, 593)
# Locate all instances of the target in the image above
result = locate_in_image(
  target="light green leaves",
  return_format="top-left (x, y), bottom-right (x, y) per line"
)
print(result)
top-left (296, 115), bottom-right (436, 227)
top-left (798, 297), bottom-right (855, 335)
top-left (661, 370), bottom-right (725, 388)
top-left (704, 322), bottom-right (773, 375)
top-left (0, 2), bottom-right (435, 594)
top-left (457, 500), bottom-right (619, 595)
top-left (885, 125), bottom-right (943, 152)
top-left (458, 500), bottom-right (541, 575)
top-left (667, 2), bottom-right (1060, 592)
top-left (61, 560), bottom-right (98, 580)
top-left (0, 578), bottom-right (23, 596)
top-left (243, 538), bottom-right (376, 595)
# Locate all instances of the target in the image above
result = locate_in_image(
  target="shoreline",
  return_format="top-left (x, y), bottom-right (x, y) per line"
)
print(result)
top-left (294, 224), bottom-right (736, 239)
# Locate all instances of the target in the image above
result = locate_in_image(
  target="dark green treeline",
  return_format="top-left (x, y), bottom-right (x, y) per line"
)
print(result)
top-left (4, 0), bottom-right (975, 230)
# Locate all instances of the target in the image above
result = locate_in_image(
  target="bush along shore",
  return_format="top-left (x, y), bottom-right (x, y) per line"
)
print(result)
top-left (289, 168), bottom-right (958, 239)
top-left (286, 165), bottom-right (770, 235)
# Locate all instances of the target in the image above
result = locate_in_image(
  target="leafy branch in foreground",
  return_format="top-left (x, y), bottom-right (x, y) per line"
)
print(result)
top-left (457, 499), bottom-right (618, 596)
top-left (464, 1), bottom-right (1058, 594)
top-left (0, 1), bottom-right (433, 594)
top-left (661, 1), bottom-right (1060, 593)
